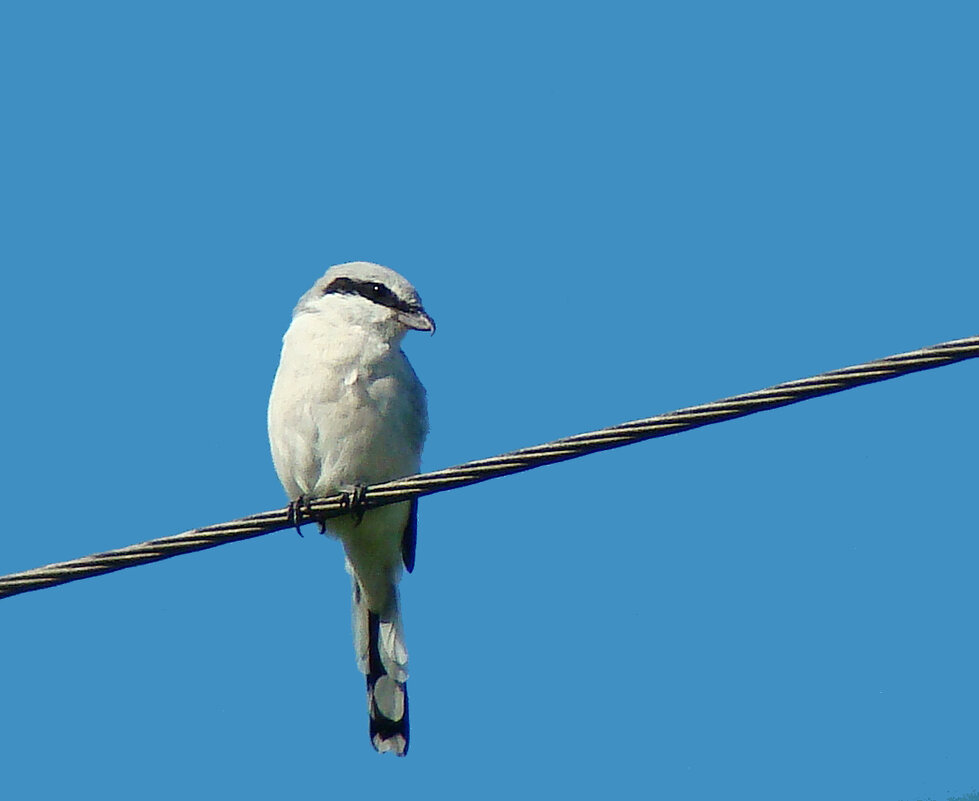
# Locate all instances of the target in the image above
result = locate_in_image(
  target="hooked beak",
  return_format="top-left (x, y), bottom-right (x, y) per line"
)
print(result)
top-left (398, 308), bottom-right (436, 333)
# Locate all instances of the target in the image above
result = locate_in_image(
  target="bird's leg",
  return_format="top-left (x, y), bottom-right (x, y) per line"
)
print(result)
top-left (339, 483), bottom-right (369, 527)
top-left (302, 495), bottom-right (326, 534)
top-left (287, 496), bottom-right (307, 537)
top-left (311, 494), bottom-right (327, 534)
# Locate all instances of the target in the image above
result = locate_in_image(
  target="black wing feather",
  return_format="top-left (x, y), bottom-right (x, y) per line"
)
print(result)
top-left (401, 498), bottom-right (418, 573)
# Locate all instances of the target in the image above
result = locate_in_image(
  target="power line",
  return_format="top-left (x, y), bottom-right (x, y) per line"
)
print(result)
top-left (1, 334), bottom-right (976, 601)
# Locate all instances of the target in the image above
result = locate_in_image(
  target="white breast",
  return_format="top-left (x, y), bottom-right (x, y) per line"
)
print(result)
top-left (267, 312), bottom-right (428, 501)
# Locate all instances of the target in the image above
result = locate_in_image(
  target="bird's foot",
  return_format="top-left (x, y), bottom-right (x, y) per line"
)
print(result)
top-left (287, 496), bottom-right (316, 537)
top-left (339, 484), bottom-right (369, 527)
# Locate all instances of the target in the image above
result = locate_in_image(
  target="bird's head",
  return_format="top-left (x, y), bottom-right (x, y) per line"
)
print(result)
top-left (295, 262), bottom-right (435, 338)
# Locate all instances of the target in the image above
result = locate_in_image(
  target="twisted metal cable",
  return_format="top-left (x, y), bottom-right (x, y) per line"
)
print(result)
top-left (2, 334), bottom-right (976, 600)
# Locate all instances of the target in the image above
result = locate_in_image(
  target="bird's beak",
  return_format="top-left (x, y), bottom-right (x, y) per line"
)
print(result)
top-left (399, 309), bottom-right (436, 333)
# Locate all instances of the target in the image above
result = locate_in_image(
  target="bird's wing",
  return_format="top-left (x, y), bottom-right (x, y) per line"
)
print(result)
top-left (401, 497), bottom-right (418, 573)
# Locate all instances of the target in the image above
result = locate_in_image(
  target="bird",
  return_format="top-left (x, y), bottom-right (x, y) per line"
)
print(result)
top-left (267, 261), bottom-right (434, 756)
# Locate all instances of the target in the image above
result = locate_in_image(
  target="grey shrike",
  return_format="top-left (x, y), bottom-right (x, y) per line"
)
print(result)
top-left (267, 262), bottom-right (434, 756)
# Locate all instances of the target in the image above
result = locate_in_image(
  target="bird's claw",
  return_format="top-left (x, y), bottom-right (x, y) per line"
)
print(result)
top-left (287, 500), bottom-right (301, 536)
top-left (287, 496), bottom-right (317, 537)
top-left (340, 484), bottom-right (369, 526)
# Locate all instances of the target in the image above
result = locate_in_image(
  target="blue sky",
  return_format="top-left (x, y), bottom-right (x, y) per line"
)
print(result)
top-left (1, 3), bottom-right (977, 800)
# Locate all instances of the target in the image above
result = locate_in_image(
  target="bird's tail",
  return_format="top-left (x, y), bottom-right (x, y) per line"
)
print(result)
top-left (348, 562), bottom-right (409, 756)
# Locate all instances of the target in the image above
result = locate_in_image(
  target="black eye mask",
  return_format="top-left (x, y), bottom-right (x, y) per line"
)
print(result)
top-left (323, 276), bottom-right (418, 315)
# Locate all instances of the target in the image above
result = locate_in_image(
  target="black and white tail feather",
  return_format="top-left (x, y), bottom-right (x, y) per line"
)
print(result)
top-left (349, 562), bottom-right (410, 755)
